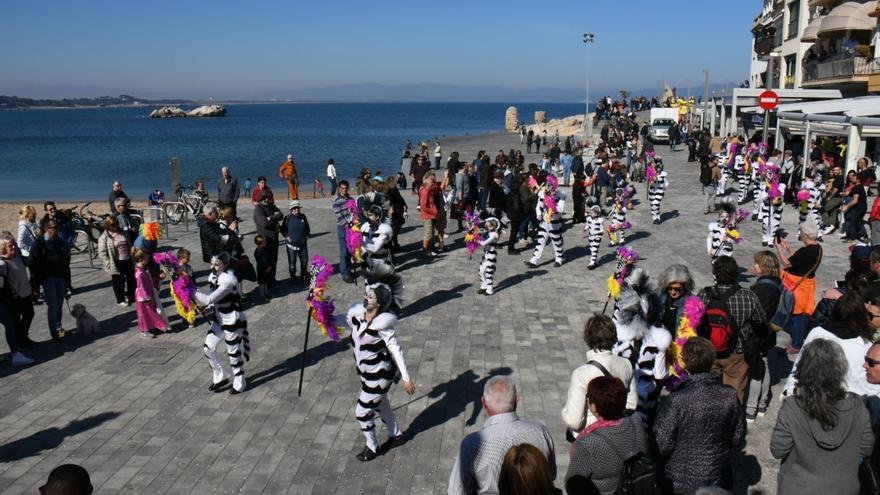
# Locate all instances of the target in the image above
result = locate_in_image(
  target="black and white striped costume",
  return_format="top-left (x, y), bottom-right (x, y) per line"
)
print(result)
top-left (528, 189), bottom-right (566, 266)
top-left (735, 156), bottom-right (750, 204)
top-left (706, 221), bottom-right (734, 259)
top-left (479, 231), bottom-right (499, 294)
top-left (585, 209), bottom-right (605, 268)
top-left (799, 179), bottom-right (824, 235)
top-left (648, 171), bottom-right (668, 223)
top-left (196, 270), bottom-right (250, 393)
top-left (347, 304), bottom-right (410, 453)
top-left (609, 203), bottom-right (627, 246)
top-left (752, 178), bottom-right (767, 220)
top-left (361, 221), bottom-right (394, 273)
top-left (761, 185), bottom-right (786, 245)
top-left (613, 325), bottom-right (672, 423)
top-left (717, 158), bottom-right (732, 195)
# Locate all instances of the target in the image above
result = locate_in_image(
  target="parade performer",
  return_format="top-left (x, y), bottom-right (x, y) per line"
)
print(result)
top-left (798, 171), bottom-right (825, 239)
top-left (525, 172), bottom-right (566, 268)
top-left (360, 194), bottom-right (394, 275)
top-left (607, 187), bottom-right (632, 247)
top-left (195, 252), bottom-right (250, 394)
top-left (751, 158), bottom-right (768, 221)
top-left (345, 198), bottom-right (364, 278)
top-left (477, 217), bottom-right (500, 295)
top-left (735, 152), bottom-right (751, 204)
top-left (706, 203), bottom-right (747, 259)
top-left (463, 210), bottom-right (482, 260)
top-left (611, 267), bottom-right (671, 423)
top-left (306, 254), bottom-right (342, 342)
top-left (605, 246), bottom-right (639, 314)
top-left (717, 143), bottom-right (738, 196)
top-left (346, 263), bottom-right (414, 461)
top-left (761, 165), bottom-right (785, 247)
top-left (647, 158), bottom-right (669, 224)
top-left (585, 201), bottom-right (605, 270)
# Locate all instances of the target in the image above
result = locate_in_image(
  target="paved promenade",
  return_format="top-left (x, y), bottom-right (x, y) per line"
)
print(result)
top-left (0, 133), bottom-right (852, 494)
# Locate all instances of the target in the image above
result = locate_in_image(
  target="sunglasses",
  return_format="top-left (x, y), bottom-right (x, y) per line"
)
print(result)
top-left (866, 356), bottom-right (880, 367)
top-left (667, 285), bottom-right (684, 293)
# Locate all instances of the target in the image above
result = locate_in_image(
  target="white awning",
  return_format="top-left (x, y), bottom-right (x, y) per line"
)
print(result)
top-left (817, 1), bottom-right (877, 37)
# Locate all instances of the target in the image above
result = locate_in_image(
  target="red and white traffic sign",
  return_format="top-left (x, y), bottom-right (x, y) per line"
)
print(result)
top-left (758, 90), bottom-right (779, 111)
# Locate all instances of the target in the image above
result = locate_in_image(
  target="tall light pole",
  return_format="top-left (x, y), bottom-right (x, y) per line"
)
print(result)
top-left (702, 69), bottom-right (710, 130)
top-left (583, 32), bottom-right (594, 139)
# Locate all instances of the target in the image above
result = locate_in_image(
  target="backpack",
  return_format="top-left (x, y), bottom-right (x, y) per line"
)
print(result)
top-left (700, 287), bottom-right (740, 358)
top-left (699, 164), bottom-right (713, 185)
top-left (593, 427), bottom-right (660, 495)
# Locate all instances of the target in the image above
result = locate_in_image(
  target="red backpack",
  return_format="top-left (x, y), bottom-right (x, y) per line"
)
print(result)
top-left (700, 287), bottom-right (740, 358)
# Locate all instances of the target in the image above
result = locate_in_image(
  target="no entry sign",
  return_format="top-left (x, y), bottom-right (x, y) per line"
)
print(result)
top-left (759, 90), bottom-right (779, 111)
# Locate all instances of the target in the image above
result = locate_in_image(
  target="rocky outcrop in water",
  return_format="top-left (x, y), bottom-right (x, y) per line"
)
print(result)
top-left (149, 105), bottom-right (227, 118)
top-left (505, 106), bottom-right (518, 132)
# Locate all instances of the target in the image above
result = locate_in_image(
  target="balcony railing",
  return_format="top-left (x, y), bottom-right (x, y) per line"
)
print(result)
top-left (803, 53), bottom-right (880, 82)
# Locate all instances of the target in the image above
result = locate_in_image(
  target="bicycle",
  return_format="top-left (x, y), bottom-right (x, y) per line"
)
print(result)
top-left (163, 185), bottom-right (207, 225)
top-left (69, 202), bottom-right (106, 257)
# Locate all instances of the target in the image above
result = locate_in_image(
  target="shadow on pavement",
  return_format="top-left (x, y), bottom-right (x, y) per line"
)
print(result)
top-left (246, 339), bottom-right (349, 391)
top-left (495, 270), bottom-right (547, 293)
top-left (402, 283), bottom-right (471, 318)
top-left (398, 367), bottom-right (513, 445)
top-left (0, 411), bottom-right (121, 462)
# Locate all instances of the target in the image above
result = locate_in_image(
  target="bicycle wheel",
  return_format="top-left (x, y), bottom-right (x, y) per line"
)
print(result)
top-left (71, 230), bottom-right (89, 254)
top-left (163, 202), bottom-right (185, 225)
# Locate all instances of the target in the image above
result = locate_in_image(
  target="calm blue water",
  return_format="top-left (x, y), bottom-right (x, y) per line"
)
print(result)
top-left (0, 102), bottom-right (585, 201)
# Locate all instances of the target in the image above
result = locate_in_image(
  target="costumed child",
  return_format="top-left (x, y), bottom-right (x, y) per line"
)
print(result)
top-left (195, 252), bottom-right (250, 395)
top-left (177, 248), bottom-right (195, 285)
top-left (360, 194), bottom-right (394, 274)
top-left (798, 170), bottom-right (825, 240)
top-left (525, 171), bottom-right (566, 268)
top-left (647, 158), bottom-right (669, 224)
top-left (153, 250), bottom-right (199, 329)
top-left (761, 165), bottom-right (785, 247)
top-left (584, 200), bottom-right (605, 270)
top-left (346, 262), bottom-right (414, 461)
top-left (706, 203), bottom-right (745, 260)
top-left (611, 267), bottom-right (671, 424)
top-left (477, 217), bottom-right (500, 295)
top-left (735, 152), bottom-right (751, 205)
top-left (750, 150), bottom-right (768, 221)
top-left (133, 249), bottom-right (169, 338)
top-left (607, 187), bottom-right (632, 247)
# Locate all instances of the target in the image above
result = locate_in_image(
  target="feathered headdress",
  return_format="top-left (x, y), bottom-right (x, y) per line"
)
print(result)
top-left (364, 259), bottom-right (404, 315)
top-left (464, 210), bottom-right (482, 258)
top-left (306, 255), bottom-right (342, 342)
top-left (665, 295), bottom-right (705, 388)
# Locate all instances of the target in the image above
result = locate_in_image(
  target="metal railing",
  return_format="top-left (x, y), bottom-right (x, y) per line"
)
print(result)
top-left (803, 53), bottom-right (880, 82)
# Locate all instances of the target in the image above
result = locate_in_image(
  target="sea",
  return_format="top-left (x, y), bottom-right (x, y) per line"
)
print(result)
top-left (0, 102), bottom-right (585, 201)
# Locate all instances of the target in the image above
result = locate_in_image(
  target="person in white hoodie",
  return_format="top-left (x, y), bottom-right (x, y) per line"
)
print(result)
top-left (785, 290), bottom-right (880, 397)
top-left (562, 313), bottom-right (638, 437)
top-left (326, 158), bottom-right (338, 196)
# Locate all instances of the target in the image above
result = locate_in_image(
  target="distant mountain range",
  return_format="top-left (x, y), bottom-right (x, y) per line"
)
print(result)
top-left (1, 82), bottom-right (738, 106)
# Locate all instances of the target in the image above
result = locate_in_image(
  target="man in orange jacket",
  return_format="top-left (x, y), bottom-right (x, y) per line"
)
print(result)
top-left (278, 154), bottom-right (299, 200)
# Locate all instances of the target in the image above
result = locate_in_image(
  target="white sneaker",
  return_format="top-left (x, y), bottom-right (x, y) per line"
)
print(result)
top-left (12, 352), bottom-right (33, 366)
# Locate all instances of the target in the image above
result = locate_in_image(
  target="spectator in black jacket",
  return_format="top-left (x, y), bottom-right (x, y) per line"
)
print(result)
top-left (487, 171), bottom-right (506, 219)
top-left (217, 166), bottom-right (240, 217)
top-left (253, 190), bottom-right (283, 286)
top-left (108, 181), bottom-right (129, 214)
top-left (655, 337), bottom-right (746, 494)
top-left (29, 220), bottom-right (69, 342)
top-left (197, 203), bottom-right (235, 264)
top-left (505, 175), bottom-right (525, 255)
top-left (282, 200), bottom-right (310, 282)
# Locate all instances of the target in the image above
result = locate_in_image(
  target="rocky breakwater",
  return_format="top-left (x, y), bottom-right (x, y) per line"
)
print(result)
top-left (527, 114), bottom-right (586, 137)
top-left (149, 104), bottom-right (227, 118)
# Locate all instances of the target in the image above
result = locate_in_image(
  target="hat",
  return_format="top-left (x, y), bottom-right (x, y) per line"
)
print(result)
top-left (288, 200), bottom-right (301, 210)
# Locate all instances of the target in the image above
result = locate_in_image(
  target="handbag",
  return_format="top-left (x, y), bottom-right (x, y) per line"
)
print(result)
top-left (233, 254), bottom-right (258, 282)
top-left (769, 247), bottom-right (822, 333)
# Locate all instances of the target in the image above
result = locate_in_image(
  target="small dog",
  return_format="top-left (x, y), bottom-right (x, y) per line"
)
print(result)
top-left (70, 303), bottom-right (101, 336)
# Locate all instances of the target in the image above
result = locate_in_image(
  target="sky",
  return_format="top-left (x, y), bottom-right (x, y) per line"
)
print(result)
top-left (0, 0), bottom-right (757, 100)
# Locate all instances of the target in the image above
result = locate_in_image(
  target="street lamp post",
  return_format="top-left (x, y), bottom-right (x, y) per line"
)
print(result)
top-left (583, 32), bottom-right (594, 139)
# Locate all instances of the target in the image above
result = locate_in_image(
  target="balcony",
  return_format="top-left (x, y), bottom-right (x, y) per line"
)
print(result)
top-left (754, 32), bottom-right (783, 57)
top-left (802, 52), bottom-right (880, 85)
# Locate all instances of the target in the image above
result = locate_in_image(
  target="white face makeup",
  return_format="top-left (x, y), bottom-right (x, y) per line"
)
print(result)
top-left (364, 286), bottom-right (379, 311)
top-left (210, 257), bottom-right (226, 274)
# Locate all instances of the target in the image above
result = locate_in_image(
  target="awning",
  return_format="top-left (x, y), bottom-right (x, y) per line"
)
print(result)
top-left (802, 18), bottom-right (821, 42)
top-left (810, 0), bottom-right (843, 6)
top-left (817, 1), bottom-right (877, 37)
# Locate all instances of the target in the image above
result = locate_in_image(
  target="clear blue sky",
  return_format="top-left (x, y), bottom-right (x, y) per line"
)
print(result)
top-left (0, 0), bottom-right (757, 99)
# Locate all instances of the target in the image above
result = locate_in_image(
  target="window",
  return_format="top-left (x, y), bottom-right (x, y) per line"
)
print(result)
top-left (787, 1), bottom-right (800, 40)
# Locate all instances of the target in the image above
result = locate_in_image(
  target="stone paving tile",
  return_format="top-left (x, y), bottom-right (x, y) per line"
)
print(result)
top-left (0, 131), bottom-right (854, 494)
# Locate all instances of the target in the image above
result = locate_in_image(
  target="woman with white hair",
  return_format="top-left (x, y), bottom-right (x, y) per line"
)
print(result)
top-left (652, 264), bottom-right (696, 337)
top-left (775, 221), bottom-right (823, 354)
top-left (771, 338), bottom-right (873, 495)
